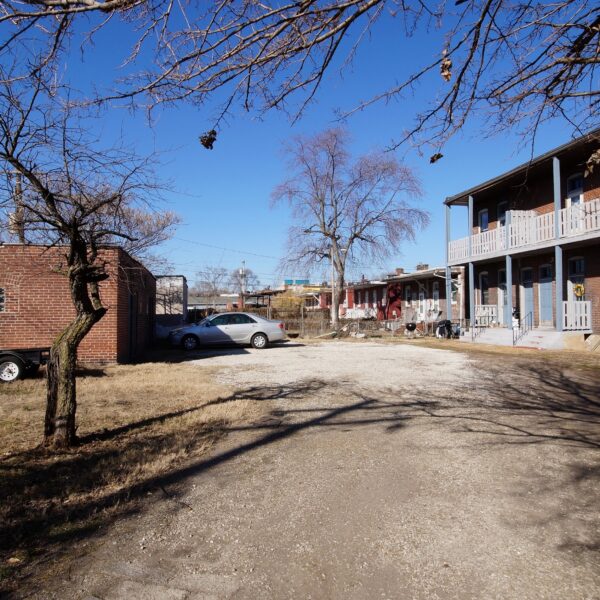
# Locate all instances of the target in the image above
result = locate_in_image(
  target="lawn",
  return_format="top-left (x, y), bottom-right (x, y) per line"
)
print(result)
top-left (0, 358), bottom-right (265, 591)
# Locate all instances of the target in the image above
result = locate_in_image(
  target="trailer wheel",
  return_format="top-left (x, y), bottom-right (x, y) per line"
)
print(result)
top-left (0, 357), bottom-right (25, 382)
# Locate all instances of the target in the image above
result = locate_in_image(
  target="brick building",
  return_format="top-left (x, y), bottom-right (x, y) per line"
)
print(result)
top-left (0, 244), bottom-right (155, 363)
top-left (445, 129), bottom-right (600, 339)
top-left (344, 265), bottom-right (466, 324)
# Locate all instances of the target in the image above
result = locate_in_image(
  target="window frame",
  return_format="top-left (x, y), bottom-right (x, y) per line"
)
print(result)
top-left (478, 208), bottom-right (489, 232)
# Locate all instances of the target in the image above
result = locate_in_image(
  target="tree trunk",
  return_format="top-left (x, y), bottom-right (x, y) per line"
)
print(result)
top-left (331, 274), bottom-right (345, 330)
top-left (44, 311), bottom-right (100, 448)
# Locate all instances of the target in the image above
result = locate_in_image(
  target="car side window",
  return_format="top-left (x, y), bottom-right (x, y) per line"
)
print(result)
top-left (211, 315), bottom-right (230, 326)
top-left (236, 314), bottom-right (256, 324)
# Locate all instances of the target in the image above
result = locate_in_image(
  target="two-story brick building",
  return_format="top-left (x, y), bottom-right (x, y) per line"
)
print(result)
top-left (0, 244), bottom-right (155, 363)
top-left (444, 129), bottom-right (600, 340)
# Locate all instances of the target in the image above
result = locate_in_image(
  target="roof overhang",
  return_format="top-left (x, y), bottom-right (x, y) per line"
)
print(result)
top-left (444, 128), bottom-right (600, 207)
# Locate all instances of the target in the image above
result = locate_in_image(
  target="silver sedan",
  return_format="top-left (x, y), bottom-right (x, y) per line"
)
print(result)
top-left (168, 312), bottom-right (286, 350)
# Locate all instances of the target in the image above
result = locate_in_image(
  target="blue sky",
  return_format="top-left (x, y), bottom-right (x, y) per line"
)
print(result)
top-left (64, 9), bottom-right (574, 289)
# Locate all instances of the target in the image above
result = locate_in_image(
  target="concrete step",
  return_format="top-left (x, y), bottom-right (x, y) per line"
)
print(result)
top-left (462, 327), bottom-right (566, 349)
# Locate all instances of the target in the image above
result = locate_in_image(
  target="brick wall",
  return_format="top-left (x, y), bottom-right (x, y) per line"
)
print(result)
top-left (0, 245), bottom-right (156, 363)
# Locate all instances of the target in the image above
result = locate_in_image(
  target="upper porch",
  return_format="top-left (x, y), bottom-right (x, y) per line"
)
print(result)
top-left (448, 198), bottom-right (600, 265)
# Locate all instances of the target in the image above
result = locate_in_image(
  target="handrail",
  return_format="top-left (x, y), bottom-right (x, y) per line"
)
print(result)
top-left (471, 314), bottom-right (493, 340)
top-left (512, 311), bottom-right (533, 345)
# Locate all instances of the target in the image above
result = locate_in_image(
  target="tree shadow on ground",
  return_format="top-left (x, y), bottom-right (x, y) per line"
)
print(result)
top-left (2, 358), bottom-right (599, 593)
top-left (143, 342), bottom-right (305, 365)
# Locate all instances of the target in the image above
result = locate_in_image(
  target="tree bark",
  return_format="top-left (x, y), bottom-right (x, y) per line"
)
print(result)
top-left (331, 273), bottom-right (345, 330)
top-left (44, 312), bottom-right (101, 447)
top-left (44, 252), bottom-right (107, 448)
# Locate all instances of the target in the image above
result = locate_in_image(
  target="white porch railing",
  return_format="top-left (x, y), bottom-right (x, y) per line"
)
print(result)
top-left (448, 236), bottom-right (469, 262)
top-left (345, 307), bottom-right (377, 319)
top-left (563, 301), bottom-right (592, 331)
top-left (471, 226), bottom-right (507, 256)
top-left (560, 198), bottom-right (600, 237)
top-left (475, 304), bottom-right (498, 325)
top-left (449, 198), bottom-right (600, 261)
top-left (509, 210), bottom-right (555, 248)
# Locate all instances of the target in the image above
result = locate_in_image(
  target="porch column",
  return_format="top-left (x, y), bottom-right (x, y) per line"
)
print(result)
top-left (553, 157), bottom-right (561, 239)
top-left (555, 244), bottom-right (563, 331)
top-left (468, 195), bottom-right (474, 257)
top-left (505, 254), bottom-right (513, 327)
top-left (445, 202), bottom-right (452, 319)
top-left (469, 262), bottom-right (475, 329)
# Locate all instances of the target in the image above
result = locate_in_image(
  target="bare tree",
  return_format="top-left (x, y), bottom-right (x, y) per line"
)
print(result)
top-left (272, 128), bottom-right (428, 328)
top-left (0, 69), bottom-right (179, 448)
top-left (229, 265), bottom-right (260, 295)
top-left (0, 0), bottom-right (596, 156)
top-left (193, 266), bottom-right (230, 308)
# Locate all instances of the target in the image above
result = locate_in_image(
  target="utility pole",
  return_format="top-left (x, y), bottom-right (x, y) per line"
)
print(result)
top-left (239, 261), bottom-right (246, 308)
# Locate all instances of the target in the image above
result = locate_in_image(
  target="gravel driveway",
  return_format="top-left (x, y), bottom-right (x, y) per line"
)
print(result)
top-left (26, 341), bottom-right (600, 600)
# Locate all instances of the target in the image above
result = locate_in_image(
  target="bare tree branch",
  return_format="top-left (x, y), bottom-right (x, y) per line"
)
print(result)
top-left (272, 128), bottom-right (428, 327)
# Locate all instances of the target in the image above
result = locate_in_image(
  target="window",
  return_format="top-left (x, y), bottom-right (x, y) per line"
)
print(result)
top-left (540, 265), bottom-right (553, 280)
top-left (404, 285), bottom-right (411, 305)
top-left (211, 314), bottom-right (230, 326)
top-left (451, 281), bottom-right (458, 304)
top-left (569, 257), bottom-right (584, 277)
top-left (479, 272), bottom-right (490, 305)
top-left (567, 173), bottom-right (583, 201)
top-left (478, 209), bottom-right (489, 232)
top-left (365, 289), bottom-right (370, 306)
top-left (229, 314), bottom-right (256, 324)
top-left (432, 282), bottom-right (440, 312)
top-left (498, 202), bottom-right (508, 227)
top-left (0, 287), bottom-right (4, 312)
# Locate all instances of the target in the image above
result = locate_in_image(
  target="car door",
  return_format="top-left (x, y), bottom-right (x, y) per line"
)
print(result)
top-left (226, 313), bottom-right (258, 343)
top-left (200, 314), bottom-right (231, 344)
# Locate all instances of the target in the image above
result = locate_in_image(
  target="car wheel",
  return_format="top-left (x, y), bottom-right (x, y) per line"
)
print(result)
top-left (182, 334), bottom-right (200, 351)
top-left (251, 333), bottom-right (268, 349)
top-left (0, 358), bottom-right (25, 382)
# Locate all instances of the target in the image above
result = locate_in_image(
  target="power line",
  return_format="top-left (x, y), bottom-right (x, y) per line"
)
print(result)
top-left (173, 237), bottom-right (281, 260)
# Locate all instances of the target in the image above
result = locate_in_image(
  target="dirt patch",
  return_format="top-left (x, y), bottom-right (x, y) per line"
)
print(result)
top-left (4, 341), bottom-right (600, 599)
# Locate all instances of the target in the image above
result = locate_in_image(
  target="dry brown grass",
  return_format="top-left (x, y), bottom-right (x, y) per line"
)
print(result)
top-left (0, 358), bottom-right (266, 590)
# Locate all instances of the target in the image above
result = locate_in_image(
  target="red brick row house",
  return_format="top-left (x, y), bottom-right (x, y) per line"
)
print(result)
top-left (342, 265), bottom-right (466, 324)
top-left (0, 244), bottom-right (155, 363)
top-left (444, 129), bottom-right (600, 338)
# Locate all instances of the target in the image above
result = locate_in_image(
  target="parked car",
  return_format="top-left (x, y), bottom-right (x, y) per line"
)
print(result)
top-left (168, 312), bottom-right (286, 350)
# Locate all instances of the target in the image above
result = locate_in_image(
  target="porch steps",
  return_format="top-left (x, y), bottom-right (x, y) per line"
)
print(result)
top-left (460, 327), bottom-right (566, 349)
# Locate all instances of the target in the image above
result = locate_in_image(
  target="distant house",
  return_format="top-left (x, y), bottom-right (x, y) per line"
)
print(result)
top-left (344, 265), bottom-right (466, 324)
top-left (0, 244), bottom-right (155, 363)
top-left (445, 128), bottom-right (600, 336)
top-left (188, 294), bottom-right (239, 312)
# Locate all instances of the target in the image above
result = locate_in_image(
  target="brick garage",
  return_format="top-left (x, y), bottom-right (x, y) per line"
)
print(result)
top-left (0, 244), bottom-right (155, 363)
